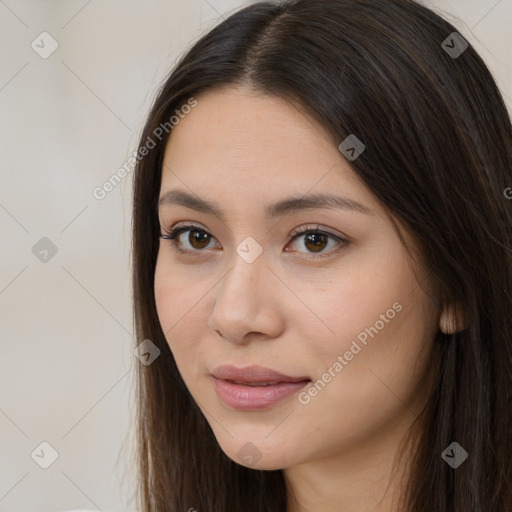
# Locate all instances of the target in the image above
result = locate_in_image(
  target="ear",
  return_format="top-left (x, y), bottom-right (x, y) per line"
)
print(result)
top-left (439, 302), bottom-right (467, 334)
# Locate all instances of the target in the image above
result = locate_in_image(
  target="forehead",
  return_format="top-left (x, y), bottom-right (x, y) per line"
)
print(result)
top-left (159, 85), bottom-right (379, 215)
top-left (163, 86), bottom-right (333, 174)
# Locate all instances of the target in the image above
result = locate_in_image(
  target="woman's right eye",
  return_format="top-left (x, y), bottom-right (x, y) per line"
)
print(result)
top-left (160, 224), bottom-right (220, 254)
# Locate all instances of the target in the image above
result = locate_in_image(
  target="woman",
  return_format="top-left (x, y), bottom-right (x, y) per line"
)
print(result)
top-left (131, 1), bottom-right (512, 510)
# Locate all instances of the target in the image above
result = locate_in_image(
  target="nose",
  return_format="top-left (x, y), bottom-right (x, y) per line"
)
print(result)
top-left (207, 249), bottom-right (284, 345)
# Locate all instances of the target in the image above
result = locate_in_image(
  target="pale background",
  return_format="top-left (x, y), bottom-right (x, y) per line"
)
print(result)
top-left (0, 0), bottom-right (510, 511)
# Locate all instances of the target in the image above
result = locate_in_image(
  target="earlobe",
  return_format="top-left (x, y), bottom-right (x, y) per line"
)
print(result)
top-left (439, 303), bottom-right (467, 334)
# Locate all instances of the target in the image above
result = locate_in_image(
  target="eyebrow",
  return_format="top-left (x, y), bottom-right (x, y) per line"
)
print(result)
top-left (158, 189), bottom-right (375, 220)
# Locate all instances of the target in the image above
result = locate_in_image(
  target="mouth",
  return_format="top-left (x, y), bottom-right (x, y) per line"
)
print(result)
top-left (211, 364), bottom-right (311, 410)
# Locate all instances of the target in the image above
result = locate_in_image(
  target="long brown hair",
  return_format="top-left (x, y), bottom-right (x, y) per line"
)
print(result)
top-left (131, 1), bottom-right (512, 510)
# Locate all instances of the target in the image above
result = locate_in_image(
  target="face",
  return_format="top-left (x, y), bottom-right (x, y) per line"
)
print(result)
top-left (154, 85), bottom-right (440, 471)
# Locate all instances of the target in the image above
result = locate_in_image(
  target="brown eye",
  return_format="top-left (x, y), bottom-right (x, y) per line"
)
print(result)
top-left (160, 224), bottom-right (220, 254)
top-left (286, 227), bottom-right (345, 258)
top-left (303, 232), bottom-right (329, 253)
top-left (187, 230), bottom-right (211, 250)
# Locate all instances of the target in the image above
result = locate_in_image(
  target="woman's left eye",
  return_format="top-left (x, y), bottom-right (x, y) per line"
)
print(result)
top-left (160, 223), bottom-right (347, 259)
top-left (286, 226), bottom-right (346, 257)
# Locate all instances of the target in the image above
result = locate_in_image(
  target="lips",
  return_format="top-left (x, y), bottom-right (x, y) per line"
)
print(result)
top-left (211, 364), bottom-right (310, 384)
top-left (211, 364), bottom-right (311, 410)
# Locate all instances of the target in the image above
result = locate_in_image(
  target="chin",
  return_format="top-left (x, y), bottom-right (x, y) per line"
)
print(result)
top-left (213, 433), bottom-right (296, 471)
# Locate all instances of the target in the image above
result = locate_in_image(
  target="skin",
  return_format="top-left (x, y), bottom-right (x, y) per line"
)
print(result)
top-left (154, 84), bottom-right (451, 512)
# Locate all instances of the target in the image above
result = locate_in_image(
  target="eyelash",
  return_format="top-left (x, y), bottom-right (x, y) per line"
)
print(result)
top-left (159, 222), bottom-right (347, 260)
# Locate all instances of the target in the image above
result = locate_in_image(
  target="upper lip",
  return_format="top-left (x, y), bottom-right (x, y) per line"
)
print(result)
top-left (211, 364), bottom-right (311, 383)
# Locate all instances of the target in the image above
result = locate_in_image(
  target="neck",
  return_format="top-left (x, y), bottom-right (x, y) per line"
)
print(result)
top-left (284, 405), bottom-right (421, 512)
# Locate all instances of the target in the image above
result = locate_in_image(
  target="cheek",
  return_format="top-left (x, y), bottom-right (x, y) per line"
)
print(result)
top-left (305, 248), bottom-right (434, 398)
top-left (154, 252), bottom-right (210, 373)
top-left (154, 254), bottom-right (175, 333)
top-left (154, 251), bottom-right (198, 333)
top-left (312, 284), bottom-right (435, 415)
top-left (305, 263), bottom-right (404, 362)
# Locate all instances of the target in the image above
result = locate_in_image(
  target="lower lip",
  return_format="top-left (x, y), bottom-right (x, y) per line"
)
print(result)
top-left (213, 377), bottom-right (310, 411)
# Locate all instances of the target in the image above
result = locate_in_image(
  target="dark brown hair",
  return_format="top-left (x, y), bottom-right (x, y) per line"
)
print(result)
top-left (131, 1), bottom-right (512, 510)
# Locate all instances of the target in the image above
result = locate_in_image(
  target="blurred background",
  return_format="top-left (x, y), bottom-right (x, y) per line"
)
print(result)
top-left (0, 0), bottom-right (510, 511)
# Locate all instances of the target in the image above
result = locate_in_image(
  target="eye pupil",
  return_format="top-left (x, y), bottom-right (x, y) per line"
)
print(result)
top-left (305, 232), bottom-right (327, 253)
